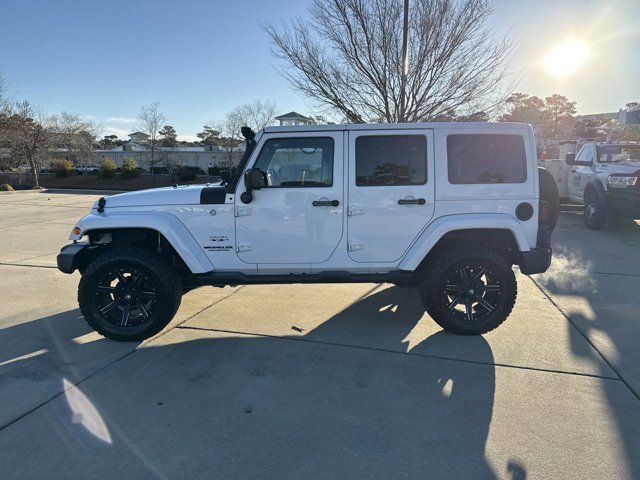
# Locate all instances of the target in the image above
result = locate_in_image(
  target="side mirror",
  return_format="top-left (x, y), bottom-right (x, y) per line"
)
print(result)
top-left (565, 153), bottom-right (576, 165)
top-left (240, 167), bottom-right (266, 204)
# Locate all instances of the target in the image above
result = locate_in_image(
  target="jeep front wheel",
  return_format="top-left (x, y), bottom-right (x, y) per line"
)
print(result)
top-left (419, 246), bottom-right (517, 335)
top-left (78, 247), bottom-right (182, 342)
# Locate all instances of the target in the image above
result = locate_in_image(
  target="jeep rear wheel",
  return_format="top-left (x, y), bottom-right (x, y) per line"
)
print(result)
top-left (78, 247), bottom-right (181, 342)
top-left (419, 246), bottom-right (517, 335)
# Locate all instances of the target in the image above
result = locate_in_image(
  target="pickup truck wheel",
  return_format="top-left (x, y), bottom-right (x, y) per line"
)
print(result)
top-left (78, 247), bottom-right (182, 342)
top-left (584, 184), bottom-right (606, 230)
top-left (419, 246), bottom-right (517, 335)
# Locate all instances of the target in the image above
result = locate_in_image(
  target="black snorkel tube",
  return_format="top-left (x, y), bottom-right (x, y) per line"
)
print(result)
top-left (225, 126), bottom-right (257, 194)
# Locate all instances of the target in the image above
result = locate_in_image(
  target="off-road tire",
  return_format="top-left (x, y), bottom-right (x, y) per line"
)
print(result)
top-left (538, 167), bottom-right (560, 231)
top-left (419, 245), bottom-right (517, 335)
top-left (78, 246), bottom-right (182, 342)
top-left (584, 183), bottom-right (606, 230)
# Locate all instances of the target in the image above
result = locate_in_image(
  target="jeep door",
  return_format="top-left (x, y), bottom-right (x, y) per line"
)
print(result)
top-left (235, 132), bottom-right (344, 267)
top-left (346, 128), bottom-right (435, 263)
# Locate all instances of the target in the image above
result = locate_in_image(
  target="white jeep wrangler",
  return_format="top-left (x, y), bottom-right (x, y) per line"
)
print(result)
top-left (57, 122), bottom-right (557, 341)
top-left (566, 141), bottom-right (640, 230)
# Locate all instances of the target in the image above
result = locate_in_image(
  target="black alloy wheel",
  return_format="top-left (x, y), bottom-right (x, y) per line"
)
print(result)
top-left (79, 247), bottom-right (181, 341)
top-left (95, 268), bottom-right (159, 328)
top-left (419, 246), bottom-right (517, 335)
top-left (441, 264), bottom-right (502, 323)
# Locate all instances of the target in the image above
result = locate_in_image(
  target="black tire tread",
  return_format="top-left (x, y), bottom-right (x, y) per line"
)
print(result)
top-left (419, 245), bottom-right (517, 335)
top-left (584, 182), bottom-right (607, 230)
top-left (78, 246), bottom-right (181, 341)
top-left (538, 167), bottom-right (560, 231)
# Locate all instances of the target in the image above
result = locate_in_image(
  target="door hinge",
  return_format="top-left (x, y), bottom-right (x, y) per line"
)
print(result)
top-left (348, 241), bottom-right (364, 251)
top-left (235, 207), bottom-right (251, 217)
top-left (237, 242), bottom-right (252, 252)
top-left (348, 205), bottom-right (364, 216)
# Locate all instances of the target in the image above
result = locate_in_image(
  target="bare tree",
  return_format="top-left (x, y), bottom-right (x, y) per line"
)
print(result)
top-left (137, 102), bottom-right (166, 176)
top-left (51, 112), bottom-right (99, 172)
top-left (211, 100), bottom-right (277, 173)
top-left (215, 109), bottom-right (245, 174)
top-left (238, 100), bottom-right (277, 131)
top-left (0, 72), bottom-right (14, 141)
top-left (6, 101), bottom-right (56, 188)
top-left (0, 72), bottom-right (11, 115)
top-left (266, 0), bottom-right (515, 123)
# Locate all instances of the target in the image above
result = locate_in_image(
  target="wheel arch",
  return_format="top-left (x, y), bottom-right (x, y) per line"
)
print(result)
top-left (70, 212), bottom-right (213, 274)
top-left (585, 178), bottom-right (606, 195)
top-left (399, 214), bottom-right (530, 273)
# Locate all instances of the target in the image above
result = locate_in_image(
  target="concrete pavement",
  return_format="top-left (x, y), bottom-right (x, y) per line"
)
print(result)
top-left (0, 191), bottom-right (639, 479)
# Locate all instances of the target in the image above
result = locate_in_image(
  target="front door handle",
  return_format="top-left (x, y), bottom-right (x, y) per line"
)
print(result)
top-left (398, 198), bottom-right (426, 205)
top-left (313, 199), bottom-right (339, 207)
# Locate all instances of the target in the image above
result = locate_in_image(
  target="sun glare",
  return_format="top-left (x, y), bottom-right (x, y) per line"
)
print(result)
top-left (543, 39), bottom-right (589, 79)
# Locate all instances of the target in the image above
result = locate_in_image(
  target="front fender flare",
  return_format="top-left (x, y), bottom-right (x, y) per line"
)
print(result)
top-left (70, 211), bottom-right (214, 274)
top-left (398, 214), bottom-right (532, 271)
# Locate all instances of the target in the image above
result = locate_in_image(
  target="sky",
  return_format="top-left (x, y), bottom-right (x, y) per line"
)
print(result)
top-left (0, 0), bottom-right (638, 140)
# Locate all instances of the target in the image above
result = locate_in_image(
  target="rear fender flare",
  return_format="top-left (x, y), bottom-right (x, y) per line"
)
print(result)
top-left (69, 212), bottom-right (214, 273)
top-left (398, 214), bottom-right (531, 271)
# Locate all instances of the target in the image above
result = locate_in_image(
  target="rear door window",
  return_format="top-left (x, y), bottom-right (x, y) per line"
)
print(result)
top-left (355, 135), bottom-right (427, 186)
top-left (447, 134), bottom-right (527, 184)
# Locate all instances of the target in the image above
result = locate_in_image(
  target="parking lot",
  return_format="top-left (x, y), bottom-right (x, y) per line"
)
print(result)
top-left (1, 191), bottom-right (639, 479)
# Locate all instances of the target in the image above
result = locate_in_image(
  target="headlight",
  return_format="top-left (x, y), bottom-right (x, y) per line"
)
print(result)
top-left (607, 175), bottom-right (638, 188)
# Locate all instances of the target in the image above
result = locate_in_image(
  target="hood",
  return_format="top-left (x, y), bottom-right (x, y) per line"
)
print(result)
top-left (92, 184), bottom-right (227, 210)
top-left (599, 161), bottom-right (640, 175)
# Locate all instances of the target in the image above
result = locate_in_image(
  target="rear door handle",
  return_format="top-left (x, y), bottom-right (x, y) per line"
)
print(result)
top-left (312, 200), bottom-right (340, 207)
top-left (398, 198), bottom-right (426, 205)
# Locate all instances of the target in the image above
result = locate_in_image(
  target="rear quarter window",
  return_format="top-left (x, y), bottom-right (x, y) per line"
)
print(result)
top-left (447, 134), bottom-right (527, 184)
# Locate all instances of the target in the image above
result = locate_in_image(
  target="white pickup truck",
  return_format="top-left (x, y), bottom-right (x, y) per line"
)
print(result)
top-left (542, 141), bottom-right (640, 229)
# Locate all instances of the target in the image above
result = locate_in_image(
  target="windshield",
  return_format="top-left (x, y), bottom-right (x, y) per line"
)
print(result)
top-left (597, 145), bottom-right (640, 163)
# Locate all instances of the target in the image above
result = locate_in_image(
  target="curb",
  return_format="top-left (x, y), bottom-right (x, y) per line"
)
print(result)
top-left (0, 188), bottom-right (46, 195)
top-left (43, 188), bottom-right (127, 195)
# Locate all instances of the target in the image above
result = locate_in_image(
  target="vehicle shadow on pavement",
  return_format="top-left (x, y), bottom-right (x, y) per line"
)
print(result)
top-left (0, 287), bottom-right (512, 479)
top-left (538, 213), bottom-right (640, 480)
top-left (0, 309), bottom-right (139, 430)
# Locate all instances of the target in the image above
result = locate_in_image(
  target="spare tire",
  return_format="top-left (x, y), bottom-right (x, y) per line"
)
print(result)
top-left (538, 167), bottom-right (560, 231)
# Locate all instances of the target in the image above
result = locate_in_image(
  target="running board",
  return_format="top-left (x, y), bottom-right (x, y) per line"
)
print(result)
top-left (189, 270), bottom-right (414, 289)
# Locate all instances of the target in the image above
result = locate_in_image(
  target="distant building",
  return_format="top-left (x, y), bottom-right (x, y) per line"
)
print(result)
top-left (618, 104), bottom-right (640, 126)
top-left (90, 143), bottom-right (243, 172)
top-left (576, 105), bottom-right (640, 128)
top-left (127, 131), bottom-right (150, 144)
top-left (275, 111), bottom-right (316, 126)
top-left (79, 130), bottom-right (243, 171)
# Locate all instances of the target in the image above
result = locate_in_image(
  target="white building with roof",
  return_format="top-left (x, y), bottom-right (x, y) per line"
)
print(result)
top-left (275, 111), bottom-right (316, 126)
top-left (89, 132), bottom-right (243, 172)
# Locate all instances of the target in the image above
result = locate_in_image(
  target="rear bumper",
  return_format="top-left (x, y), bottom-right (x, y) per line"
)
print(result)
top-left (57, 242), bottom-right (90, 274)
top-left (519, 247), bottom-right (552, 275)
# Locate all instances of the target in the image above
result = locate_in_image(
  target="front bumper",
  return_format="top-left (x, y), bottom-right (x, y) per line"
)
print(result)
top-left (57, 242), bottom-right (90, 274)
top-left (519, 247), bottom-right (552, 275)
top-left (606, 189), bottom-right (640, 215)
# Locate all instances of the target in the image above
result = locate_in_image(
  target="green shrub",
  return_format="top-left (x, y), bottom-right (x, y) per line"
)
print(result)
top-left (99, 158), bottom-right (117, 179)
top-left (0, 183), bottom-right (14, 191)
top-left (120, 157), bottom-right (140, 179)
top-left (52, 159), bottom-right (74, 178)
top-left (208, 166), bottom-right (230, 179)
top-left (177, 166), bottom-right (203, 182)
